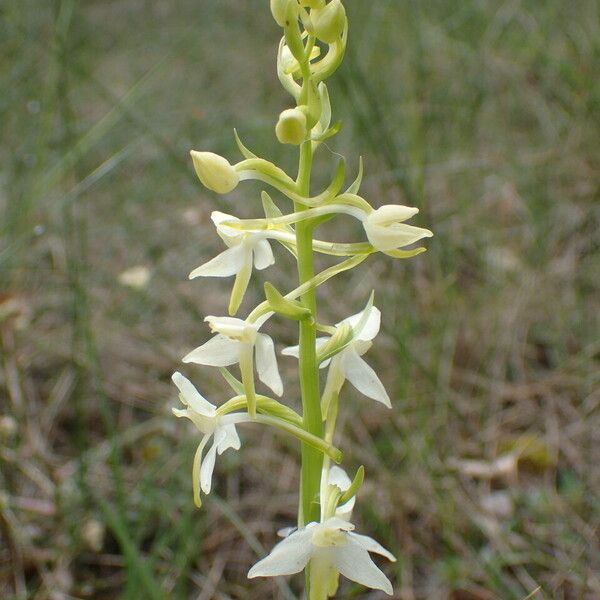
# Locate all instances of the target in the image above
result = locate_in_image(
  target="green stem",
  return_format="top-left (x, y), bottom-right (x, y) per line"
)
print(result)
top-left (296, 139), bottom-right (323, 530)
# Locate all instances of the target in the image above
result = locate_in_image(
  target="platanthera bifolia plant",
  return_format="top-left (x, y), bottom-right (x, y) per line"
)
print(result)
top-left (171, 1), bottom-right (432, 597)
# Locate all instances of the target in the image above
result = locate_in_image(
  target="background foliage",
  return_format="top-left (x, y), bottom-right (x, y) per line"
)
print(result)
top-left (1, 0), bottom-right (599, 598)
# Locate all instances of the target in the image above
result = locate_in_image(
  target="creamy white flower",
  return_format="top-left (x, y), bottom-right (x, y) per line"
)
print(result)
top-left (248, 517), bottom-right (396, 596)
top-left (283, 304), bottom-right (390, 409)
top-left (364, 205), bottom-right (433, 252)
top-left (183, 313), bottom-right (282, 417)
top-left (189, 212), bottom-right (275, 316)
top-left (171, 372), bottom-right (241, 507)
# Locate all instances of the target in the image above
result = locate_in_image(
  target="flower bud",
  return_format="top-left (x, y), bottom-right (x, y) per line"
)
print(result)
top-left (275, 108), bottom-right (308, 145)
top-left (299, 0), bottom-right (326, 8)
top-left (190, 151), bottom-right (239, 194)
top-left (270, 0), bottom-right (298, 27)
top-left (311, 0), bottom-right (346, 44)
top-left (364, 205), bottom-right (433, 252)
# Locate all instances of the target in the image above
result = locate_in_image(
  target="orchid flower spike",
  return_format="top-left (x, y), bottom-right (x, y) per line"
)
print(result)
top-left (248, 517), bottom-right (396, 597)
top-left (190, 212), bottom-right (275, 315)
top-left (283, 303), bottom-right (390, 416)
top-left (171, 372), bottom-right (241, 507)
top-left (183, 313), bottom-right (282, 418)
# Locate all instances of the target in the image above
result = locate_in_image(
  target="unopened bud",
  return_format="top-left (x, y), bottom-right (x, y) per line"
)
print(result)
top-left (270, 0), bottom-right (298, 27)
top-left (190, 151), bottom-right (239, 194)
top-left (311, 0), bottom-right (346, 44)
top-left (299, 0), bottom-right (326, 8)
top-left (275, 108), bottom-right (308, 145)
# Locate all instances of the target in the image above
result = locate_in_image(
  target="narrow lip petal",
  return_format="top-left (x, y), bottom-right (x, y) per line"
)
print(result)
top-left (255, 333), bottom-right (284, 396)
top-left (247, 528), bottom-right (314, 578)
top-left (342, 349), bottom-right (391, 408)
top-left (182, 334), bottom-right (240, 367)
top-left (334, 541), bottom-right (394, 595)
top-left (189, 245), bottom-right (247, 279)
top-left (171, 372), bottom-right (217, 416)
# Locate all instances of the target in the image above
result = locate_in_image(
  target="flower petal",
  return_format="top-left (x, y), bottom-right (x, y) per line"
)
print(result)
top-left (248, 528), bottom-right (314, 578)
top-left (341, 306), bottom-right (381, 341)
top-left (348, 532), bottom-right (396, 562)
top-left (189, 245), bottom-right (247, 279)
top-left (183, 334), bottom-right (240, 367)
top-left (229, 254), bottom-right (253, 315)
top-left (283, 337), bottom-right (329, 362)
top-left (212, 211), bottom-right (243, 245)
top-left (192, 435), bottom-right (210, 508)
top-left (200, 429), bottom-right (226, 495)
top-left (255, 333), bottom-right (283, 396)
top-left (342, 349), bottom-right (391, 407)
top-left (218, 423), bottom-right (241, 453)
top-left (371, 204), bottom-right (419, 223)
top-left (253, 239), bottom-right (275, 270)
top-left (171, 372), bottom-right (217, 416)
top-left (252, 311), bottom-right (274, 330)
top-left (281, 343), bottom-right (300, 358)
top-left (329, 466), bottom-right (355, 519)
top-left (334, 540), bottom-right (393, 595)
top-left (328, 466), bottom-right (351, 490)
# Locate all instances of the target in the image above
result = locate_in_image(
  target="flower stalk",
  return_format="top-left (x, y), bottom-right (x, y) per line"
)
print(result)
top-left (171, 1), bottom-right (432, 597)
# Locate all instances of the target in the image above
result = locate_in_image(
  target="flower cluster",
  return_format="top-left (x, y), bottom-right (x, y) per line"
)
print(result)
top-left (172, 1), bottom-right (432, 597)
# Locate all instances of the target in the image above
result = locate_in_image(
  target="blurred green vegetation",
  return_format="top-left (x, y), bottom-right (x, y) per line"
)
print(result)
top-left (1, 0), bottom-right (599, 599)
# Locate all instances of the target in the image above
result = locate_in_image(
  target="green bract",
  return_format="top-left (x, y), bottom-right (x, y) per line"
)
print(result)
top-left (174, 1), bottom-right (432, 598)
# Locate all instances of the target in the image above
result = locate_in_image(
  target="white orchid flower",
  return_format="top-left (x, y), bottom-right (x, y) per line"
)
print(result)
top-left (189, 211), bottom-right (275, 315)
top-left (172, 372), bottom-right (342, 508)
top-left (283, 304), bottom-right (390, 414)
top-left (248, 517), bottom-right (396, 597)
top-left (171, 372), bottom-right (241, 507)
top-left (183, 313), bottom-right (282, 418)
top-left (363, 205), bottom-right (433, 252)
